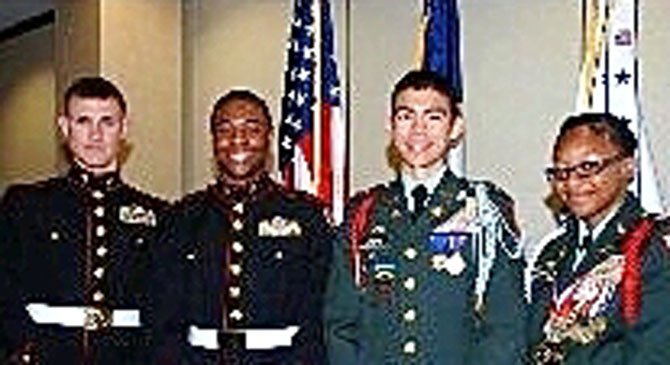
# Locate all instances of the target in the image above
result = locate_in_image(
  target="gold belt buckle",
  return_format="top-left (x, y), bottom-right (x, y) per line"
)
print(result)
top-left (84, 306), bottom-right (112, 331)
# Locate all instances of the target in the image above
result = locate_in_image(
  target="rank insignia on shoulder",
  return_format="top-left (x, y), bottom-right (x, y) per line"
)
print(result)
top-left (119, 205), bottom-right (157, 227)
top-left (258, 216), bottom-right (302, 237)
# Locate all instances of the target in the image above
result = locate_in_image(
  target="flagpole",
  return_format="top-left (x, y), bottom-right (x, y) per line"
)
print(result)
top-left (344, 0), bottom-right (351, 204)
top-left (632, 0), bottom-right (647, 203)
top-left (313, 0), bottom-right (323, 195)
top-left (604, 0), bottom-right (611, 112)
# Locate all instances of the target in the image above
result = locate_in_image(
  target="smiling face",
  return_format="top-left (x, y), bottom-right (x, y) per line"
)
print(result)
top-left (390, 87), bottom-right (462, 172)
top-left (58, 96), bottom-right (127, 175)
top-left (551, 125), bottom-right (634, 226)
top-left (211, 98), bottom-right (271, 186)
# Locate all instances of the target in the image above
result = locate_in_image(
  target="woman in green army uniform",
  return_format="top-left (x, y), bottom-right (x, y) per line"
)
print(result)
top-left (527, 113), bottom-right (670, 365)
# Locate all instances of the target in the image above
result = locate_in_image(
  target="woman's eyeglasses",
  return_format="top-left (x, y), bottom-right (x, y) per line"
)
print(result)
top-left (544, 154), bottom-right (625, 182)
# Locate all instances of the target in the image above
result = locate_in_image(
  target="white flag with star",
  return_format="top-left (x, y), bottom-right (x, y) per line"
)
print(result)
top-left (576, 0), bottom-right (663, 213)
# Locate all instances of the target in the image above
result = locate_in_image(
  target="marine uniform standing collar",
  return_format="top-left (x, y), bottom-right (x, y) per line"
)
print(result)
top-left (211, 173), bottom-right (274, 207)
top-left (66, 164), bottom-right (122, 192)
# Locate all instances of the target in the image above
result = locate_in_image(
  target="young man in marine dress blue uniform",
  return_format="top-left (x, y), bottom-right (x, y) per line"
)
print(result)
top-left (527, 113), bottom-right (670, 365)
top-left (165, 90), bottom-right (332, 364)
top-left (0, 77), bottom-right (169, 364)
top-left (325, 70), bottom-right (526, 365)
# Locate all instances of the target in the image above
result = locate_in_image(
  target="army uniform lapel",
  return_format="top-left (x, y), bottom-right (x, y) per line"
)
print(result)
top-left (424, 170), bottom-right (470, 230)
top-left (550, 223), bottom-right (580, 295)
top-left (571, 195), bottom-right (642, 280)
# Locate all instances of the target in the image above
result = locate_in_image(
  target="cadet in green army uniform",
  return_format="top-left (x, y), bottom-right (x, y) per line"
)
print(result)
top-left (0, 77), bottom-right (169, 364)
top-left (169, 90), bottom-right (332, 364)
top-left (325, 70), bottom-right (526, 365)
top-left (527, 113), bottom-right (670, 364)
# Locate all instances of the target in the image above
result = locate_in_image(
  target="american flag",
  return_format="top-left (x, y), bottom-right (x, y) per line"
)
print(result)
top-left (279, 0), bottom-right (347, 223)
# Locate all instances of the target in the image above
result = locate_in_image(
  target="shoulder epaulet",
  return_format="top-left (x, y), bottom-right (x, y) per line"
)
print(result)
top-left (533, 225), bottom-right (568, 265)
top-left (124, 184), bottom-right (169, 207)
top-left (347, 184), bottom-right (385, 212)
top-left (469, 179), bottom-right (520, 237)
top-left (343, 184), bottom-right (385, 287)
top-left (173, 187), bottom-right (211, 213)
top-left (1, 176), bottom-right (64, 202)
top-left (525, 225), bottom-right (568, 302)
top-left (281, 185), bottom-right (325, 208)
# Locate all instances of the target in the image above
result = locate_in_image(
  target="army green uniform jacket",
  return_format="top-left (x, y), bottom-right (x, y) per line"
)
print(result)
top-left (325, 170), bottom-right (526, 365)
top-left (0, 166), bottom-right (169, 364)
top-left (527, 194), bottom-right (670, 365)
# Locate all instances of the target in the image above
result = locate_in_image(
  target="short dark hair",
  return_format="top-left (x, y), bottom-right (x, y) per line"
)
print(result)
top-left (64, 76), bottom-right (127, 115)
top-left (209, 89), bottom-right (272, 132)
top-left (391, 70), bottom-right (461, 119)
top-left (553, 112), bottom-right (638, 158)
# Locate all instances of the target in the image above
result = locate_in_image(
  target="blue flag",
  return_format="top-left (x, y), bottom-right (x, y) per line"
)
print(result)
top-left (423, 0), bottom-right (463, 103)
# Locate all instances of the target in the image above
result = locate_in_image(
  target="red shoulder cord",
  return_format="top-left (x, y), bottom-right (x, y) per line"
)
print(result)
top-left (621, 217), bottom-right (655, 326)
top-left (347, 193), bottom-right (376, 287)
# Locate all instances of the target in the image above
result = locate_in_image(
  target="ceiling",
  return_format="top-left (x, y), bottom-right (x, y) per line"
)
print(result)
top-left (0, 0), bottom-right (53, 32)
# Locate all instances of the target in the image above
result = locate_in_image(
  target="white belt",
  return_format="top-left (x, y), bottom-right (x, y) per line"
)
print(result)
top-left (188, 325), bottom-right (299, 351)
top-left (26, 303), bottom-right (141, 330)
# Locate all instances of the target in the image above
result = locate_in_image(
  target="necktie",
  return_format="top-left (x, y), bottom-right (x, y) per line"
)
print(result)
top-left (572, 229), bottom-right (591, 272)
top-left (411, 185), bottom-right (428, 218)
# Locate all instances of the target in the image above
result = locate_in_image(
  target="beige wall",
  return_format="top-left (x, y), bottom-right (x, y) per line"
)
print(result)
top-left (640, 0), bottom-right (670, 214)
top-left (0, 24), bottom-right (57, 193)
top-left (99, 0), bottom-right (182, 199)
top-left (462, 0), bottom-right (580, 247)
top-left (182, 0), bottom-right (293, 193)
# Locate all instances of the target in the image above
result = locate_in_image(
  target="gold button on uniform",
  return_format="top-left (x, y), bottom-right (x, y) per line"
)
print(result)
top-left (230, 264), bottom-right (242, 276)
top-left (229, 286), bottom-right (241, 298)
top-left (403, 340), bottom-right (416, 354)
top-left (93, 267), bottom-right (105, 279)
top-left (50, 231), bottom-right (59, 241)
top-left (233, 219), bottom-right (243, 231)
top-left (94, 206), bottom-right (105, 218)
top-left (404, 247), bottom-right (418, 260)
top-left (229, 309), bottom-right (243, 321)
top-left (403, 277), bottom-right (417, 291)
top-left (92, 191), bottom-right (104, 200)
top-left (403, 309), bottom-right (417, 322)
top-left (232, 241), bottom-right (244, 253)
top-left (93, 291), bottom-right (104, 302)
top-left (96, 246), bottom-right (108, 257)
top-left (96, 226), bottom-right (106, 237)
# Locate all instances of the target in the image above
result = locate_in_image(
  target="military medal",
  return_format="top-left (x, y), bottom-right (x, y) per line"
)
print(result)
top-left (427, 231), bottom-right (470, 276)
top-left (533, 255), bottom-right (624, 364)
top-left (430, 252), bottom-right (466, 276)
